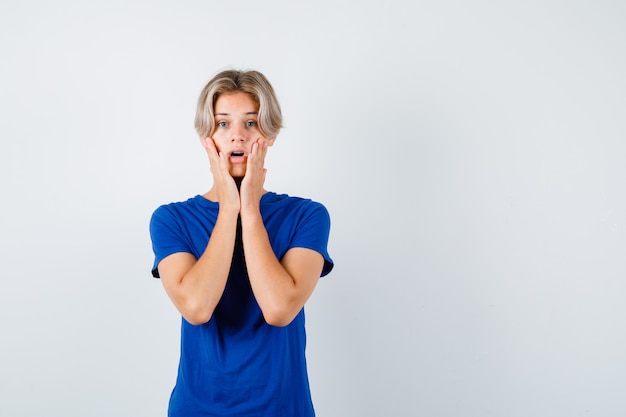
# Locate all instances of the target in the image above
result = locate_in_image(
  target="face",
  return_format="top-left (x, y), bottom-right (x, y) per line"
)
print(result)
top-left (211, 91), bottom-right (274, 178)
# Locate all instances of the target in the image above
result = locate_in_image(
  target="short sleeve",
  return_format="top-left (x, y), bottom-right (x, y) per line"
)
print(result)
top-left (149, 205), bottom-right (192, 278)
top-left (290, 202), bottom-right (334, 277)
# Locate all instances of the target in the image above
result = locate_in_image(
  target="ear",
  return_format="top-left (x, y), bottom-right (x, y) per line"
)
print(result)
top-left (265, 136), bottom-right (276, 147)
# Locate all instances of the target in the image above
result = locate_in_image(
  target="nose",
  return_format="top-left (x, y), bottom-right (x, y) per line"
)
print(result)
top-left (230, 125), bottom-right (246, 142)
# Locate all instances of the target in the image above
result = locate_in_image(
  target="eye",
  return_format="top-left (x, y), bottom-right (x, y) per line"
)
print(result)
top-left (246, 120), bottom-right (257, 127)
top-left (217, 121), bottom-right (228, 128)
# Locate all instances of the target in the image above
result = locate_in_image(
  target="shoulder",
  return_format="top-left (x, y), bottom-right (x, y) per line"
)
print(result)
top-left (150, 196), bottom-right (219, 239)
top-left (262, 192), bottom-right (331, 234)
top-left (151, 195), bottom-right (215, 221)
top-left (263, 192), bottom-right (334, 276)
top-left (261, 192), bottom-right (331, 229)
top-left (262, 192), bottom-right (329, 215)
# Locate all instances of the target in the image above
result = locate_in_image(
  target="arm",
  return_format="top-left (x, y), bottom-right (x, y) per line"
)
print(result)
top-left (158, 137), bottom-right (241, 325)
top-left (240, 138), bottom-right (324, 326)
top-left (158, 207), bottom-right (238, 325)
top-left (241, 210), bottom-right (324, 327)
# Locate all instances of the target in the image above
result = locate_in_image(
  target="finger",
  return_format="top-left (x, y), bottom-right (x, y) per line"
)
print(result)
top-left (200, 138), bottom-right (215, 172)
top-left (203, 137), bottom-right (219, 156)
top-left (206, 138), bottom-right (231, 175)
top-left (201, 137), bottom-right (217, 162)
top-left (247, 142), bottom-right (259, 165)
top-left (257, 138), bottom-right (268, 159)
top-left (254, 137), bottom-right (267, 151)
top-left (249, 155), bottom-right (263, 176)
top-left (249, 140), bottom-right (267, 167)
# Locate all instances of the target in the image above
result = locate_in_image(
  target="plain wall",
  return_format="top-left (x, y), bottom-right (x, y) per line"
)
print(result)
top-left (1, 1), bottom-right (625, 416)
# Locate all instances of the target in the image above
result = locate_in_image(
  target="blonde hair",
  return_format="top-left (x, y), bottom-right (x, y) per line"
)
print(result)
top-left (194, 69), bottom-right (283, 139)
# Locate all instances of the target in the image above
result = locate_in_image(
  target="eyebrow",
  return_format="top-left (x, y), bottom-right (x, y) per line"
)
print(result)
top-left (215, 111), bottom-right (258, 116)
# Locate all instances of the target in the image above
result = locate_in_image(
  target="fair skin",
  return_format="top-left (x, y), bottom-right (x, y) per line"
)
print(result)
top-left (157, 92), bottom-right (324, 326)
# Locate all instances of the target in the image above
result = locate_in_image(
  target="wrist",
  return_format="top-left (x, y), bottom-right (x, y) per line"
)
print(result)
top-left (217, 203), bottom-right (240, 217)
top-left (240, 205), bottom-right (262, 222)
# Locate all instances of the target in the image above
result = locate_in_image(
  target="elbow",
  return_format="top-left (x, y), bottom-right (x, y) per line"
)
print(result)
top-left (263, 313), bottom-right (293, 327)
top-left (181, 301), bottom-right (213, 326)
top-left (184, 313), bottom-right (212, 326)
top-left (262, 303), bottom-right (299, 327)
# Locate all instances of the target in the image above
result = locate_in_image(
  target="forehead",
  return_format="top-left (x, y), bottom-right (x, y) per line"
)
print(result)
top-left (214, 92), bottom-right (258, 114)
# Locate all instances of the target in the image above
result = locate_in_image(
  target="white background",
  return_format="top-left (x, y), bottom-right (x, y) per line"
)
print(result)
top-left (1, 1), bottom-right (625, 416)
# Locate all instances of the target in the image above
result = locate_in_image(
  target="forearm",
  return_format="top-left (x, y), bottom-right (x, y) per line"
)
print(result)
top-left (172, 208), bottom-right (238, 324)
top-left (240, 209), bottom-right (300, 326)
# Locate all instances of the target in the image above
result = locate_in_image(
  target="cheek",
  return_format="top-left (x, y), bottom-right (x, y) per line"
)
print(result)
top-left (210, 133), bottom-right (227, 149)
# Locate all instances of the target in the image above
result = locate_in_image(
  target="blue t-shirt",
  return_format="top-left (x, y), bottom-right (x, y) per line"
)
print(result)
top-left (149, 192), bottom-right (333, 417)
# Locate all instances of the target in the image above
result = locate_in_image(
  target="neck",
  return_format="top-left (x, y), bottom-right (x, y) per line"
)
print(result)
top-left (204, 177), bottom-right (262, 202)
top-left (234, 177), bottom-right (243, 191)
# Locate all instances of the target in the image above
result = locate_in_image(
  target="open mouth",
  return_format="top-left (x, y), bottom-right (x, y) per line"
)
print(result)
top-left (231, 151), bottom-right (244, 157)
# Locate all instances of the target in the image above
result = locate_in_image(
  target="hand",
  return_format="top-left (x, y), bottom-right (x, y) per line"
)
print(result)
top-left (240, 138), bottom-right (268, 213)
top-left (202, 137), bottom-right (240, 212)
